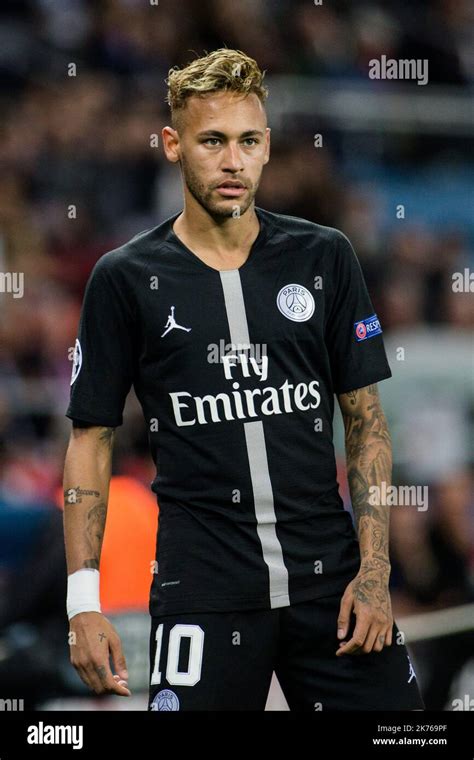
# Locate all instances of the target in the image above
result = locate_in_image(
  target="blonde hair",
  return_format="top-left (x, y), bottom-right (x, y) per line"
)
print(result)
top-left (166, 48), bottom-right (268, 129)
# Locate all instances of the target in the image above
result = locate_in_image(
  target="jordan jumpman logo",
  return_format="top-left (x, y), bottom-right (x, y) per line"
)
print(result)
top-left (161, 306), bottom-right (192, 338)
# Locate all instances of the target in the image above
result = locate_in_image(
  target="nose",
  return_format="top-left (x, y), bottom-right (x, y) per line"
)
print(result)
top-left (221, 142), bottom-right (244, 173)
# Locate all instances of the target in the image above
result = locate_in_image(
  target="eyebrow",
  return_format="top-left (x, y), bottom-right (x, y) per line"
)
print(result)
top-left (196, 130), bottom-right (264, 138)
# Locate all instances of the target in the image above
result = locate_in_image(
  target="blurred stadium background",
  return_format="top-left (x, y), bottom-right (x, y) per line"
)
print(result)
top-left (0, 0), bottom-right (472, 711)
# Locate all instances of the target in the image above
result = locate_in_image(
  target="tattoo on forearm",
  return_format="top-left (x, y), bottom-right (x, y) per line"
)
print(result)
top-left (342, 385), bottom-right (392, 568)
top-left (84, 501), bottom-right (106, 567)
top-left (99, 427), bottom-right (115, 447)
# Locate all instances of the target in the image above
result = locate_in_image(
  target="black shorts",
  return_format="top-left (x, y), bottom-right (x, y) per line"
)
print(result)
top-left (148, 594), bottom-right (425, 711)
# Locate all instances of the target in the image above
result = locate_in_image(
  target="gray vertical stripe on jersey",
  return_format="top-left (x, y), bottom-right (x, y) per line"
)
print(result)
top-left (244, 421), bottom-right (290, 607)
top-left (219, 269), bottom-right (290, 608)
top-left (219, 270), bottom-right (251, 348)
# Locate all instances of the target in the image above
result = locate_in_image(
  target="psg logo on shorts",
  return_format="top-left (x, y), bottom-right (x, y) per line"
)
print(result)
top-left (150, 689), bottom-right (180, 711)
top-left (277, 284), bottom-right (315, 322)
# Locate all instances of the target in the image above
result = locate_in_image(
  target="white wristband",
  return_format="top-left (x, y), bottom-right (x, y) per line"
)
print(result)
top-left (67, 569), bottom-right (101, 621)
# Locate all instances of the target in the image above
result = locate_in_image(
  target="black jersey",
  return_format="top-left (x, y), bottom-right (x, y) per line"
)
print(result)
top-left (66, 207), bottom-right (392, 616)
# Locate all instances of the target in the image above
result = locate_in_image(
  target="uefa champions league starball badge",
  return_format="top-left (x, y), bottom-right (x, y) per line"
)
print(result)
top-left (150, 689), bottom-right (180, 711)
top-left (277, 284), bottom-right (315, 322)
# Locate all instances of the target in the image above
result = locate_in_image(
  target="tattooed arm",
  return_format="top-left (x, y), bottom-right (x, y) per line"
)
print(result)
top-left (63, 425), bottom-right (114, 574)
top-left (63, 425), bottom-right (130, 696)
top-left (335, 383), bottom-right (394, 656)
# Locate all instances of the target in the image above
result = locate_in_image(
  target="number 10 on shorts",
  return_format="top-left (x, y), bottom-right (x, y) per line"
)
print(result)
top-left (150, 624), bottom-right (204, 686)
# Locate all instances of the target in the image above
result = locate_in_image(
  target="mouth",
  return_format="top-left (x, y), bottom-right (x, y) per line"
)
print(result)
top-left (215, 181), bottom-right (247, 198)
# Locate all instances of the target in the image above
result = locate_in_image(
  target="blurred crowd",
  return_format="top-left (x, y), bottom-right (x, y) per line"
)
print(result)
top-left (0, 0), bottom-right (473, 709)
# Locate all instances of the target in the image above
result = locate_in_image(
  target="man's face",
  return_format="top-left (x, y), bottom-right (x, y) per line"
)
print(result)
top-left (166, 91), bottom-right (270, 218)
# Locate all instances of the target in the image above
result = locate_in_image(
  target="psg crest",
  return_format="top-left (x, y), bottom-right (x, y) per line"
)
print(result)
top-left (277, 284), bottom-right (315, 322)
top-left (150, 689), bottom-right (180, 711)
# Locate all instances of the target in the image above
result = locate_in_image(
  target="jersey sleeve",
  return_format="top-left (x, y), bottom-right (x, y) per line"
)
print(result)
top-left (66, 255), bottom-right (136, 426)
top-left (325, 231), bottom-right (392, 395)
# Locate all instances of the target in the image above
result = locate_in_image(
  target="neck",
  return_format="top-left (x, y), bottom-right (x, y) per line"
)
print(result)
top-left (173, 194), bottom-right (260, 256)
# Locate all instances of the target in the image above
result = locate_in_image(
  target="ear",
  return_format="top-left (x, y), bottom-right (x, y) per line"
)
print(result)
top-left (263, 127), bottom-right (271, 165)
top-left (161, 126), bottom-right (181, 163)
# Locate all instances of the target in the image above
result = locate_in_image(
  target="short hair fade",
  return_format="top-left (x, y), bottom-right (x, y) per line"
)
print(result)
top-left (166, 48), bottom-right (268, 129)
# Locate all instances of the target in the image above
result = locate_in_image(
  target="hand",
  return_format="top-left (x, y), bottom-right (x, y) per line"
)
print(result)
top-left (69, 612), bottom-right (131, 696)
top-left (336, 560), bottom-right (393, 656)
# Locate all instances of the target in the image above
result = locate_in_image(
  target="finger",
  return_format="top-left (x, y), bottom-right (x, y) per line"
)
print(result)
top-left (364, 626), bottom-right (382, 653)
top-left (73, 652), bottom-right (122, 695)
top-left (91, 660), bottom-right (131, 696)
top-left (78, 662), bottom-right (104, 695)
top-left (337, 591), bottom-right (354, 640)
top-left (373, 631), bottom-right (386, 652)
top-left (109, 635), bottom-right (129, 682)
top-left (336, 617), bottom-right (370, 656)
top-left (385, 625), bottom-right (393, 647)
top-left (113, 674), bottom-right (130, 688)
top-left (101, 665), bottom-right (131, 696)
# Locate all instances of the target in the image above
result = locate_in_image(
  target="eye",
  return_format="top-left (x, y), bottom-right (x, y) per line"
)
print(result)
top-left (243, 138), bottom-right (258, 146)
top-left (203, 138), bottom-right (221, 146)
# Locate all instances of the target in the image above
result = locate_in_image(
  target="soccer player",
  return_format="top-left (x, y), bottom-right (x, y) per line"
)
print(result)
top-left (63, 48), bottom-right (424, 711)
